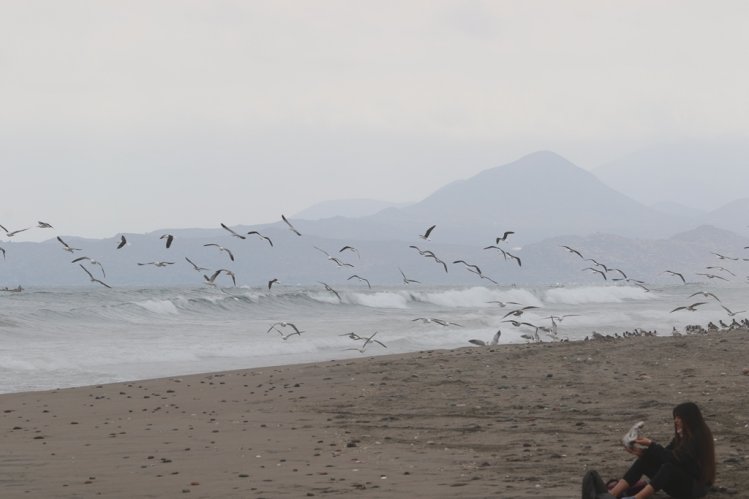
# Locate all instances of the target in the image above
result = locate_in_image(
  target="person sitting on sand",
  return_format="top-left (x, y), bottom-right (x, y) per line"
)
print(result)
top-left (609, 401), bottom-right (715, 499)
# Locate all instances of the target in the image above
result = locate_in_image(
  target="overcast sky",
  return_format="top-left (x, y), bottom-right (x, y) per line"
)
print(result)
top-left (2, 1), bottom-right (749, 240)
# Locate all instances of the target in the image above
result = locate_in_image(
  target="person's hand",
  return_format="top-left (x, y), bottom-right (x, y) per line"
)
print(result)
top-left (624, 445), bottom-right (644, 457)
top-left (634, 437), bottom-right (652, 447)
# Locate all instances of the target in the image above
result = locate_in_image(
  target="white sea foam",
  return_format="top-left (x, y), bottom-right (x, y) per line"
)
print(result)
top-left (134, 299), bottom-right (180, 315)
top-left (543, 285), bottom-right (653, 305)
top-left (348, 291), bottom-right (410, 309)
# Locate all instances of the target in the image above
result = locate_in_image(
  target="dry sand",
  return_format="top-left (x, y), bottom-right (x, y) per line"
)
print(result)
top-left (2, 330), bottom-right (748, 498)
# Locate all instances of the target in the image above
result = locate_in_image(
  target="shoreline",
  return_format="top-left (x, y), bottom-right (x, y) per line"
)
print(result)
top-left (2, 330), bottom-right (747, 497)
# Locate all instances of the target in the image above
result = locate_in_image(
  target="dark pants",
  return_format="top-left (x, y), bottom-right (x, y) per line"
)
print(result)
top-left (622, 445), bottom-right (704, 499)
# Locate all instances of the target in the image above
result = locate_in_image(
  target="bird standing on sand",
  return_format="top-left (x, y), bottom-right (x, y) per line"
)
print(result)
top-left (281, 214), bottom-right (302, 236)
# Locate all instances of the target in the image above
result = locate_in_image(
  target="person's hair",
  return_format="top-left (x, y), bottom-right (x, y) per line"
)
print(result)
top-left (672, 402), bottom-right (716, 485)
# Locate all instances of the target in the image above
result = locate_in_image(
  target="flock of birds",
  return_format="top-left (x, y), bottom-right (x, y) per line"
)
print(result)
top-left (2, 217), bottom-right (749, 352)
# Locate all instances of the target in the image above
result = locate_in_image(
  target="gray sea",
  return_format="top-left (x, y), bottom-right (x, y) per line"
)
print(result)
top-left (1, 283), bottom-right (746, 394)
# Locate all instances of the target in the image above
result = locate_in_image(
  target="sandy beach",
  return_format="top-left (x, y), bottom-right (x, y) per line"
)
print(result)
top-left (2, 330), bottom-right (747, 498)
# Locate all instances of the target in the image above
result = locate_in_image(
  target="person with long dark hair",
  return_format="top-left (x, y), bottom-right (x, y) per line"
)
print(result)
top-left (609, 402), bottom-right (716, 499)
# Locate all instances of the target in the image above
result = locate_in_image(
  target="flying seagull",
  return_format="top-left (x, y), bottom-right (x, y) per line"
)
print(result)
top-left (116, 235), bottom-right (128, 249)
top-left (71, 256), bottom-right (106, 278)
top-left (318, 281), bottom-right (342, 301)
top-left (138, 261), bottom-right (175, 267)
top-left (485, 300), bottom-right (521, 308)
top-left (398, 267), bottom-right (420, 285)
top-left (268, 278), bottom-right (279, 290)
top-left (345, 331), bottom-right (387, 352)
top-left (347, 274), bottom-right (371, 289)
top-left (670, 302), bottom-right (707, 313)
top-left (706, 266), bottom-right (736, 277)
top-left (185, 257), bottom-right (209, 272)
top-left (0, 225), bottom-right (30, 237)
top-left (688, 291), bottom-right (721, 303)
top-left (247, 231), bottom-right (274, 247)
top-left (419, 224), bottom-right (436, 240)
top-left (314, 246), bottom-right (354, 268)
top-left (78, 264), bottom-right (111, 289)
top-left (204, 243), bottom-right (235, 261)
top-left (160, 234), bottom-right (174, 249)
top-left (561, 245), bottom-right (584, 259)
top-left (221, 223), bottom-right (246, 239)
top-left (495, 231), bottom-right (514, 243)
top-left (281, 214), bottom-right (302, 236)
top-left (502, 305), bottom-right (539, 319)
top-left (583, 267), bottom-right (607, 280)
top-left (0, 246), bottom-right (5, 260)
top-left (37, 221), bottom-right (53, 228)
top-left (721, 305), bottom-right (746, 317)
top-left (57, 236), bottom-right (82, 253)
top-left (662, 270), bottom-right (686, 283)
top-left (696, 273), bottom-right (729, 281)
top-left (339, 245), bottom-right (360, 259)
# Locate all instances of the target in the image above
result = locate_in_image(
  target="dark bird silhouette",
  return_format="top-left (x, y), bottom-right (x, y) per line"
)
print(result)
top-left (662, 270), bottom-right (686, 283)
top-left (221, 223), bottom-right (246, 239)
top-left (57, 236), bottom-right (82, 253)
top-left (37, 221), bottom-right (53, 228)
top-left (247, 231), bottom-right (274, 247)
top-left (505, 251), bottom-right (522, 267)
top-left (561, 245), bottom-right (584, 258)
top-left (583, 267), bottom-right (607, 280)
top-left (495, 231), bottom-right (514, 243)
top-left (398, 268), bottom-right (420, 285)
top-left (347, 274), bottom-right (371, 289)
top-left (268, 278), bottom-right (279, 290)
top-left (485, 300), bottom-right (521, 307)
top-left (706, 266), bottom-right (736, 277)
top-left (318, 281), bottom-right (342, 301)
top-left (72, 256), bottom-right (106, 278)
top-left (0, 246), bottom-right (5, 260)
top-left (711, 252), bottom-right (738, 261)
top-left (160, 234), bottom-right (174, 249)
top-left (116, 235), bottom-right (127, 249)
top-left (339, 245), bottom-right (360, 259)
top-left (78, 264), bottom-right (111, 289)
top-left (204, 243), bottom-right (235, 261)
top-left (281, 214), bottom-right (302, 236)
top-left (185, 257), bottom-right (209, 272)
top-left (419, 224), bottom-right (436, 240)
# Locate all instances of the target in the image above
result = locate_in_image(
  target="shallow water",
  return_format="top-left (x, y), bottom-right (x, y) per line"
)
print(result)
top-left (1, 283), bottom-right (746, 393)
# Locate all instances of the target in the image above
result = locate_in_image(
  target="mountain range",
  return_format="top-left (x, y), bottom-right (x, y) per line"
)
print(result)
top-left (2, 150), bottom-right (748, 287)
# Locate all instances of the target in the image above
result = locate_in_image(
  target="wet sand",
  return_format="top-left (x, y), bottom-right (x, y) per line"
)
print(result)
top-left (2, 330), bottom-right (748, 498)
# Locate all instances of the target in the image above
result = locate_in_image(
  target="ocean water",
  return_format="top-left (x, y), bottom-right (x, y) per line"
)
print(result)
top-left (0, 283), bottom-right (746, 394)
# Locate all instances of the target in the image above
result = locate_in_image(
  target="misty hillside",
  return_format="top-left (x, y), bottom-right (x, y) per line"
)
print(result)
top-left (593, 140), bottom-right (749, 212)
top-left (293, 199), bottom-right (410, 220)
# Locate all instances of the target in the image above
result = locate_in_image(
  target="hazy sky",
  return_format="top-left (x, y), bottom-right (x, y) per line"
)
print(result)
top-left (3, 1), bottom-right (749, 240)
